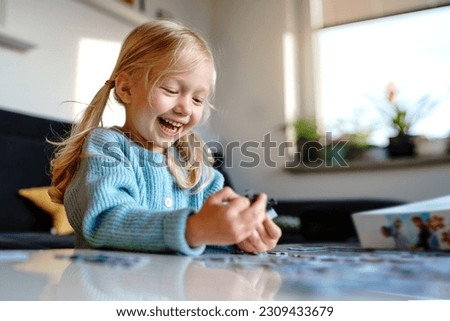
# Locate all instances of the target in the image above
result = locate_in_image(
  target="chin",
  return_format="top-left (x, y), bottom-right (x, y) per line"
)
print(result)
top-left (155, 139), bottom-right (176, 151)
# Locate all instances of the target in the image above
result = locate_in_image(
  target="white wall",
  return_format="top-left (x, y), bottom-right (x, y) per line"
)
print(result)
top-left (143, 0), bottom-right (212, 37)
top-left (0, 0), bottom-right (211, 121)
top-left (1, 0), bottom-right (128, 121)
top-left (1, 0), bottom-right (449, 203)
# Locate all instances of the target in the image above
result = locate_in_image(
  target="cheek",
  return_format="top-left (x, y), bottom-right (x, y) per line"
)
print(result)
top-left (133, 102), bottom-right (157, 120)
top-left (190, 107), bottom-right (205, 126)
top-left (147, 97), bottom-right (163, 113)
top-left (148, 92), bottom-right (171, 113)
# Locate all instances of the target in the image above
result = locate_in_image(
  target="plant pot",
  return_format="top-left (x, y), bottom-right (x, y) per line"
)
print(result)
top-left (325, 140), bottom-right (348, 165)
top-left (387, 134), bottom-right (415, 158)
top-left (414, 137), bottom-right (448, 157)
top-left (296, 137), bottom-right (323, 165)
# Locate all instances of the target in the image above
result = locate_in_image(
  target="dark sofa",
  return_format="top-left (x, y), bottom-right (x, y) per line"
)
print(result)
top-left (0, 108), bottom-right (403, 249)
top-left (273, 199), bottom-right (403, 244)
top-left (0, 108), bottom-right (74, 249)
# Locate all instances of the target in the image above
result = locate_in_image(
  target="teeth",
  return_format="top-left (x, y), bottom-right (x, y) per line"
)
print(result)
top-left (162, 118), bottom-right (183, 128)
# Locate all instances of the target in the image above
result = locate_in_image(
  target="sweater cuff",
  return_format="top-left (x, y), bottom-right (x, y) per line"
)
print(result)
top-left (163, 208), bottom-right (205, 256)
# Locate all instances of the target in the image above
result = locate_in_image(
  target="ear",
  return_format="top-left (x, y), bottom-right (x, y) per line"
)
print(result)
top-left (115, 71), bottom-right (133, 104)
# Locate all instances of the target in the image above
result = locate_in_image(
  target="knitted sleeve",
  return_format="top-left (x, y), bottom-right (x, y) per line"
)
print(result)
top-left (64, 128), bottom-right (205, 256)
top-left (202, 168), bottom-right (225, 202)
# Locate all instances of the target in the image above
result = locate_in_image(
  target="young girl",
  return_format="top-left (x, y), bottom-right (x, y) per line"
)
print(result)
top-left (49, 20), bottom-right (281, 256)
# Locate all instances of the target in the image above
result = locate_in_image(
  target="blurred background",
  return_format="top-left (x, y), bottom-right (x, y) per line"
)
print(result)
top-left (1, 0), bottom-right (449, 203)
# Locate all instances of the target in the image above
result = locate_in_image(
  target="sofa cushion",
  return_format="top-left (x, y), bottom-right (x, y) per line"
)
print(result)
top-left (18, 186), bottom-right (73, 235)
top-left (0, 108), bottom-right (71, 232)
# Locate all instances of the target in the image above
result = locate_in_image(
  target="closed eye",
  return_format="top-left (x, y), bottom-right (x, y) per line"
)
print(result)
top-left (193, 97), bottom-right (205, 105)
top-left (162, 87), bottom-right (178, 95)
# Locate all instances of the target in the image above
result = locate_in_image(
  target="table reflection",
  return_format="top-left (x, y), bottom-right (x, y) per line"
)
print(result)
top-left (4, 245), bottom-right (450, 301)
top-left (52, 250), bottom-right (282, 300)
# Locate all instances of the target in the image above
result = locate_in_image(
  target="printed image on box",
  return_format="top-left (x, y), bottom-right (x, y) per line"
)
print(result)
top-left (352, 195), bottom-right (450, 250)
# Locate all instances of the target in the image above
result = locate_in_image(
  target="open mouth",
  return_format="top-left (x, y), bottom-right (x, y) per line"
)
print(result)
top-left (158, 117), bottom-right (184, 136)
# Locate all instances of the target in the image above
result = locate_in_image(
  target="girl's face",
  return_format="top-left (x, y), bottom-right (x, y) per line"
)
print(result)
top-left (124, 59), bottom-right (213, 153)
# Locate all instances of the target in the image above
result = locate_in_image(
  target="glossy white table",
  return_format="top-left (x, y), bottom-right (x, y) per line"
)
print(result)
top-left (1, 244), bottom-right (449, 300)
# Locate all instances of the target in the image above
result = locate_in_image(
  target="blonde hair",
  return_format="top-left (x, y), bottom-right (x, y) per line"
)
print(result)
top-left (49, 20), bottom-right (216, 204)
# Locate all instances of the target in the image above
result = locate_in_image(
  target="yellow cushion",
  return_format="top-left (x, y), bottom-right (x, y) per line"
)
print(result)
top-left (18, 186), bottom-right (74, 236)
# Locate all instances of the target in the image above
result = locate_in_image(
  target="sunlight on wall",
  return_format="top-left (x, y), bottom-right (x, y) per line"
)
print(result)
top-left (74, 38), bottom-right (125, 126)
top-left (283, 31), bottom-right (298, 142)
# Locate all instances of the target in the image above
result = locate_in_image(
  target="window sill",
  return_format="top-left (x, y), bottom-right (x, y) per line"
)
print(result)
top-left (284, 154), bottom-right (450, 174)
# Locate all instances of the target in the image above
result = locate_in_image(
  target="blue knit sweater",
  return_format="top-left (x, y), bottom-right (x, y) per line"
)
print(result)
top-left (64, 127), bottom-right (225, 256)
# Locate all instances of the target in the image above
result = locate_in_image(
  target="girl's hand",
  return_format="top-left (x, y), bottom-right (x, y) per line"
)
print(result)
top-left (186, 187), bottom-right (268, 247)
top-left (186, 188), bottom-right (282, 251)
top-left (236, 216), bottom-right (282, 253)
top-left (236, 192), bottom-right (282, 253)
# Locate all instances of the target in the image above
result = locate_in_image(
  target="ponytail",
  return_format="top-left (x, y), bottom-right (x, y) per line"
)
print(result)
top-left (49, 81), bottom-right (113, 203)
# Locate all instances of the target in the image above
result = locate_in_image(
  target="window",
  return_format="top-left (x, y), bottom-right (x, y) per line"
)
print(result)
top-left (317, 6), bottom-right (450, 146)
top-left (74, 38), bottom-right (124, 126)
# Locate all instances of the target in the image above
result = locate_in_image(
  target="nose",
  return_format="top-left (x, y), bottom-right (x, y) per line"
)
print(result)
top-left (174, 95), bottom-right (192, 117)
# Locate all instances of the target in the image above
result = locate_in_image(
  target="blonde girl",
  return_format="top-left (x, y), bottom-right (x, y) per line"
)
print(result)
top-left (50, 20), bottom-right (281, 255)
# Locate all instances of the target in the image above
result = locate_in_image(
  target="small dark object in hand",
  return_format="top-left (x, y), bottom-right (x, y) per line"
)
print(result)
top-left (245, 193), bottom-right (277, 210)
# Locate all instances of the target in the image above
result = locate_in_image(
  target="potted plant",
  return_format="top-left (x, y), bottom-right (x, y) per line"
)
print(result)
top-left (375, 82), bottom-right (441, 158)
top-left (345, 130), bottom-right (372, 160)
top-left (328, 112), bottom-right (374, 163)
top-left (292, 118), bottom-right (322, 164)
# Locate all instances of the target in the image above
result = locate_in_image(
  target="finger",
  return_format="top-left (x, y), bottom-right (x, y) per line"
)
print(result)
top-left (246, 230), bottom-right (267, 253)
top-left (242, 197), bottom-right (267, 225)
top-left (236, 239), bottom-right (254, 253)
top-left (252, 193), bottom-right (268, 210)
top-left (208, 186), bottom-right (240, 204)
top-left (252, 221), bottom-right (281, 250)
top-left (254, 223), bottom-right (273, 248)
top-left (227, 195), bottom-right (251, 212)
top-left (239, 239), bottom-right (260, 253)
top-left (262, 218), bottom-right (282, 240)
